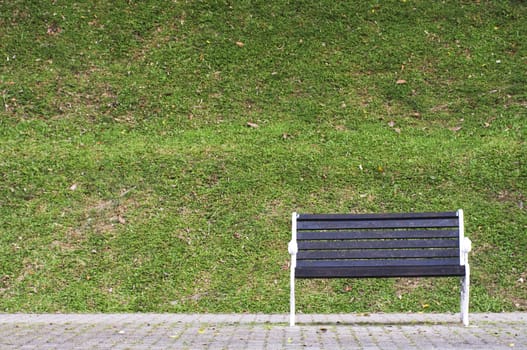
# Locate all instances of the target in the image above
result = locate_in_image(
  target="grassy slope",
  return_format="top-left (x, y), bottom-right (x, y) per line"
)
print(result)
top-left (0, 0), bottom-right (525, 313)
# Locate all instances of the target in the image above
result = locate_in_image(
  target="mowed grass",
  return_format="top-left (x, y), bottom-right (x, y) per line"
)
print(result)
top-left (0, 1), bottom-right (525, 313)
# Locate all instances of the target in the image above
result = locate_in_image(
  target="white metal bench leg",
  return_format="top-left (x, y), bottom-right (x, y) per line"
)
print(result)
top-left (460, 263), bottom-right (470, 326)
top-left (290, 265), bottom-right (296, 326)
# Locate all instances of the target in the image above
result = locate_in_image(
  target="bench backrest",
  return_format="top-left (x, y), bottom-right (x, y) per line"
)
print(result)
top-left (292, 211), bottom-right (467, 278)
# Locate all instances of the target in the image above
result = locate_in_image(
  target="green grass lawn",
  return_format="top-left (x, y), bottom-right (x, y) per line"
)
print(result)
top-left (1, 0), bottom-right (526, 313)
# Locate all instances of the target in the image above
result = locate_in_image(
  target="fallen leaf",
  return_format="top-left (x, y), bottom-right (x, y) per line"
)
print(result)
top-left (235, 41), bottom-right (244, 47)
top-left (247, 121), bottom-right (259, 128)
top-left (47, 23), bottom-right (62, 35)
top-left (396, 79), bottom-right (407, 85)
top-left (394, 127), bottom-right (401, 134)
top-left (422, 303), bottom-right (430, 309)
top-left (190, 293), bottom-right (206, 301)
top-left (431, 104), bottom-right (450, 112)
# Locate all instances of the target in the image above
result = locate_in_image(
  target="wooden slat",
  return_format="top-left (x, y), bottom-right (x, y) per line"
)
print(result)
top-left (297, 248), bottom-right (459, 260)
top-left (296, 258), bottom-right (461, 268)
top-left (297, 229), bottom-right (459, 240)
top-left (297, 212), bottom-right (458, 221)
top-left (297, 218), bottom-right (458, 230)
top-left (297, 239), bottom-right (459, 251)
top-left (295, 265), bottom-right (466, 278)
top-left (297, 258), bottom-right (459, 269)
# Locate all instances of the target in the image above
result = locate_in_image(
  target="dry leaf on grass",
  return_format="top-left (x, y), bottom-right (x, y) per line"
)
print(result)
top-left (47, 23), bottom-right (62, 35)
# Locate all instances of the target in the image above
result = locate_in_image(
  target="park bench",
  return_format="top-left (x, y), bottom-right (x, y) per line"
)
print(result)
top-left (288, 210), bottom-right (472, 326)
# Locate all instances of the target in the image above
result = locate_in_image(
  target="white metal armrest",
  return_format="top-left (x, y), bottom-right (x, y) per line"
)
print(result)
top-left (288, 241), bottom-right (298, 255)
top-left (462, 237), bottom-right (472, 254)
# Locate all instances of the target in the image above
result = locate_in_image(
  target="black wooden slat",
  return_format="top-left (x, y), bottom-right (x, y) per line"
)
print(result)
top-left (297, 212), bottom-right (457, 221)
top-left (295, 265), bottom-right (466, 278)
top-left (296, 258), bottom-right (460, 268)
top-left (297, 248), bottom-right (459, 260)
top-left (297, 218), bottom-right (458, 230)
top-left (297, 239), bottom-right (459, 251)
top-left (297, 229), bottom-right (459, 241)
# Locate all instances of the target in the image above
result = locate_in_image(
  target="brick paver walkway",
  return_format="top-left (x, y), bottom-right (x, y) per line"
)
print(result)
top-left (1, 313), bottom-right (525, 349)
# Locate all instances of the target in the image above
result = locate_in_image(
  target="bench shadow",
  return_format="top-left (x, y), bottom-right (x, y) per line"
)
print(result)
top-left (294, 320), bottom-right (463, 327)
